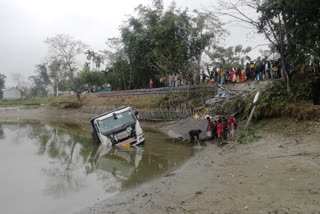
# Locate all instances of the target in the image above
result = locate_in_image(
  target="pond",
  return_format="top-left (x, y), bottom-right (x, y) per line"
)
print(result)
top-left (0, 122), bottom-right (194, 214)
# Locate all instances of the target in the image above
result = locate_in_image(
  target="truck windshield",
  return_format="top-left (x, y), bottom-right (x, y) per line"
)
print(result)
top-left (98, 110), bottom-right (136, 134)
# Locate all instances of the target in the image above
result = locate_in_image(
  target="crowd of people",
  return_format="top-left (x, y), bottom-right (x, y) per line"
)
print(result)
top-left (205, 115), bottom-right (238, 145)
top-left (151, 59), bottom-right (282, 89)
top-left (188, 115), bottom-right (238, 145)
top-left (210, 60), bottom-right (282, 85)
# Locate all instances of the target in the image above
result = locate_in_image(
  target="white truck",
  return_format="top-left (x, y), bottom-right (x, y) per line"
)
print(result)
top-left (91, 106), bottom-right (145, 147)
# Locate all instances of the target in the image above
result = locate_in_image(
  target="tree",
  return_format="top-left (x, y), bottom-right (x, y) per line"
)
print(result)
top-left (29, 64), bottom-right (51, 97)
top-left (190, 10), bottom-right (225, 75)
top-left (45, 34), bottom-right (88, 90)
top-left (208, 44), bottom-right (252, 69)
top-left (85, 50), bottom-right (104, 71)
top-left (48, 59), bottom-right (64, 96)
top-left (79, 71), bottom-right (107, 89)
top-left (211, 0), bottom-right (320, 91)
top-left (0, 74), bottom-right (6, 99)
top-left (11, 73), bottom-right (24, 88)
top-left (114, 1), bottom-right (225, 88)
top-left (0, 74), bottom-right (6, 90)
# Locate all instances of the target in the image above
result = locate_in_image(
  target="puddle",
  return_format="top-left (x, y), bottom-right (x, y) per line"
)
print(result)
top-left (0, 122), bottom-right (193, 214)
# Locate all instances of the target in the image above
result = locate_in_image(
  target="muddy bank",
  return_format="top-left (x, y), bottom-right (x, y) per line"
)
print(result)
top-left (160, 117), bottom-right (209, 139)
top-left (76, 119), bottom-right (320, 214)
top-left (0, 105), bottom-right (94, 123)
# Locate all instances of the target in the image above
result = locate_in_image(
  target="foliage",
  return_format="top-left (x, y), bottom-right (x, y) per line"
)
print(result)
top-left (208, 45), bottom-right (252, 69)
top-left (29, 64), bottom-right (51, 97)
top-left (45, 34), bottom-right (88, 90)
top-left (48, 59), bottom-right (65, 96)
top-left (85, 50), bottom-right (104, 71)
top-left (79, 71), bottom-right (106, 88)
top-left (238, 127), bottom-right (261, 144)
top-left (213, 0), bottom-right (320, 92)
top-left (0, 73), bottom-right (6, 99)
top-left (104, 1), bottom-right (225, 89)
top-left (252, 79), bottom-right (315, 120)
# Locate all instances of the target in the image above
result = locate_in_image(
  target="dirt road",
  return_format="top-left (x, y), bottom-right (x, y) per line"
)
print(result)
top-left (77, 119), bottom-right (320, 214)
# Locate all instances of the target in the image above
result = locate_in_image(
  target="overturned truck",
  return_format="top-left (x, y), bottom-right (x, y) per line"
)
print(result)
top-left (91, 106), bottom-right (145, 147)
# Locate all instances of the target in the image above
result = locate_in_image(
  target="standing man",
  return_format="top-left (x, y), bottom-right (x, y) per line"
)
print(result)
top-left (265, 61), bottom-right (271, 79)
top-left (206, 117), bottom-right (214, 142)
top-left (222, 117), bottom-right (228, 141)
top-left (215, 69), bottom-right (219, 84)
top-left (159, 76), bottom-right (164, 87)
top-left (246, 63), bottom-right (251, 81)
top-left (250, 61), bottom-right (255, 80)
top-left (259, 62), bottom-right (264, 81)
top-left (213, 120), bottom-right (218, 142)
top-left (229, 114), bottom-right (238, 140)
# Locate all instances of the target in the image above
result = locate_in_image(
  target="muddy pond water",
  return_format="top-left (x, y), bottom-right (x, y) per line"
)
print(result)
top-left (0, 122), bottom-right (194, 214)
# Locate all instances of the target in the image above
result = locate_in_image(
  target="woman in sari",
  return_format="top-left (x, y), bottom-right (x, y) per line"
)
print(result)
top-left (241, 69), bottom-right (246, 82)
top-left (229, 69), bottom-right (234, 83)
top-left (220, 70), bottom-right (225, 84)
top-left (236, 68), bottom-right (241, 83)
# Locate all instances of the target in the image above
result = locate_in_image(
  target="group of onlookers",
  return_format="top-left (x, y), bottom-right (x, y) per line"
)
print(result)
top-left (188, 115), bottom-right (238, 145)
top-left (151, 59), bottom-right (283, 89)
top-left (167, 73), bottom-right (197, 87)
top-left (205, 115), bottom-right (238, 145)
top-left (212, 60), bottom-right (282, 85)
top-left (153, 73), bottom-right (202, 88)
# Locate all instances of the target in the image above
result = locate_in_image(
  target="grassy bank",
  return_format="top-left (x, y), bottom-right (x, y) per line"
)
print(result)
top-left (251, 80), bottom-right (320, 120)
top-left (0, 94), bottom-right (170, 110)
top-left (0, 88), bottom-right (213, 110)
top-left (0, 97), bottom-right (52, 105)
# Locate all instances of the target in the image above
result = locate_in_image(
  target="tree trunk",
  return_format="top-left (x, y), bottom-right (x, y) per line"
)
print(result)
top-left (281, 58), bottom-right (291, 92)
top-left (129, 66), bottom-right (132, 90)
top-left (56, 81), bottom-right (59, 96)
top-left (122, 70), bottom-right (127, 90)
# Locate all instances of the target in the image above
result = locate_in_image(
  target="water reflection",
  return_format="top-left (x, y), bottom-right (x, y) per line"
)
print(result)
top-left (27, 123), bottom-right (100, 198)
top-left (0, 122), bottom-right (193, 214)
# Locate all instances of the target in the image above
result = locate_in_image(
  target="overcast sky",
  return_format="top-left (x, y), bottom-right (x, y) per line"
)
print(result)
top-left (0, 0), bottom-right (267, 87)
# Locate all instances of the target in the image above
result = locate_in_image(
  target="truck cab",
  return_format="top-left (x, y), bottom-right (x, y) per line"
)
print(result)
top-left (91, 106), bottom-right (145, 147)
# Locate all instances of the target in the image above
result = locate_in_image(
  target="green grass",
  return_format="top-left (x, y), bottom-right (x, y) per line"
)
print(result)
top-left (49, 95), bottom-right (78, 106)
top-left (251, 79), bottom-right (317, 120)
top-left (238, 126), bottom-right (262, 144)
top-left (0, 95), bottom-right (78, 106)
top-left (103, 95), bottom-right (167, 108)
top-left (0, 97), bottom-right (51, 105)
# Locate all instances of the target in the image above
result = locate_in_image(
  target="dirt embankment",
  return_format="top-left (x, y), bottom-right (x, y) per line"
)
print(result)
top-left (76, 118), bottom-right (320, 214)
top-left (0, 105), bottom-right (94, 124)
